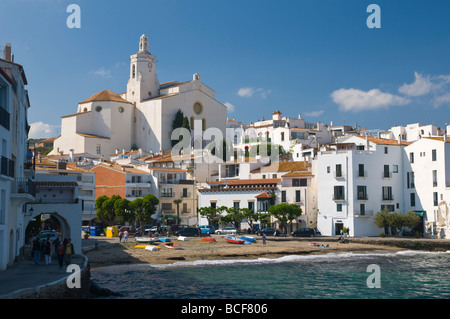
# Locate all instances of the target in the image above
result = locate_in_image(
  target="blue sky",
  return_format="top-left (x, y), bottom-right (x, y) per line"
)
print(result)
top-left (2, 0), bottom-right (450, 138)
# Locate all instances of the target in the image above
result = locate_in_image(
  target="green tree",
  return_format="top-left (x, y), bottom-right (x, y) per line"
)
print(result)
top-left (172, 109), bottom-right (185, 147)
top-left (403, 210), bottom-right (421, 229)
top-left (220, 207), bottom-right (245, 231)
top-left (374, 208), bottom-right (391, 235)
top-left (269, 203), bottom-right (302, 232)
top-left (95, 195), bottom-right (109, 222)
top-left (96, 195), bottom-right (122, 225)
top-left (199, 206), bottom-right (224, 228)
top-left (242, 208), bottom-right (260, 231)
top-left (114, 198), bottom-right (132, 224)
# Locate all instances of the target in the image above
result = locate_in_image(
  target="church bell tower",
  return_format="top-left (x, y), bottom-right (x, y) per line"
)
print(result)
top-left (127, 34), bottom-right (160, 103)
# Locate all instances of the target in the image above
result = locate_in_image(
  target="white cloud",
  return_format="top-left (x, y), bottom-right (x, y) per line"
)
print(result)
top-left (29, 122), bottom-right (59, 139)
top-left (224, 102), bottom-right (235, 113)
top-left (398, 72), bottom-right (433, 97)
top-left (304, 110), bottom-right (324, 117)
top-left (237, 87), bottom-right (271, 99)
top-left (91, 67), bottom-right (111, 78)
top-left (433, 92), bottom-right (450, 107)
top-left (331, 88), bottom-right (410, 112)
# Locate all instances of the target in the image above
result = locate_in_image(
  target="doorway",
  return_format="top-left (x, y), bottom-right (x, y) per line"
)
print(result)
top-left (335, 222), bottom-right (344, 236)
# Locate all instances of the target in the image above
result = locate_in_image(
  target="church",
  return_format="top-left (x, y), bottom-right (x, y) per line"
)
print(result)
top-left (51, 34), bottom-right (227, 159)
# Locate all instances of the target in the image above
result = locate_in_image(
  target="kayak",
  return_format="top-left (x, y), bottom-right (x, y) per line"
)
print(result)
top-left (136, 237), bottom-right (158, 243)
top-left (240, 236), bottom-right (256, 243)
top-left (158, 238), bottom-right (171, 242)
top-left (201, 237), bottom-right (216, 242)
top-left (134, 244), bottom-right (148, 249)
top-left (164, 242), bottom-right (182, 249)
top-left (225, 236), bottom-right (245, 244)
top-left (145, 245), bottom-right (160, 251)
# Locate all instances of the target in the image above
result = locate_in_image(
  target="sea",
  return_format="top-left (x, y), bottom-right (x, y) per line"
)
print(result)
top-left (90, 249), bottom-right (450, 299)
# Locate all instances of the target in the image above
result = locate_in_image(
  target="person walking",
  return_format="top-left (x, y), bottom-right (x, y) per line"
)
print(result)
top-left (32, 238), bottom-right (41, 264)
top-left (56, 241), bottom-right (65, 269)
top-left (123, 229), bottom-right (129, 242)
top-left (64, 238), bottom-right (74, 266)
top-left (118, 229), bottom-right (123, 242)
top-left (262, 233), bottom-right (267, 245)
top-left (44, 239), bottom-right (52, 265)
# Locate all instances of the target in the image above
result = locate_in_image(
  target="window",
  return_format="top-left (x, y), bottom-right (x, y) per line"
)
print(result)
top-left (292, 179), bottom-right (307, 187)
top-left (248, 201), bottom-right (255, 212)
top-left (95, 105), bottom-right (102, 112)
top-left (210, 202), bottom-right (217, 209)
top-left (433, 170), bottom-right (438, 187)
top-left (161, 203), bottom-right (172, 211)
top-left (410, 172), bottom-right (415, 188)
top-left (193, 102), bottom-right (203, 115)
top-left (337, 204), bottom-right (342, 212)
top-left (432, 149), bottom-right (437, 161)
top-left (327, 166), bottom-right (330, 174)
top-left (383, 165), bottom-right (390, 178)
top-left (295, 190), bottom-right (301, 202)
top-left (393, 165), bottom-right (398, 173)
top-left (357, 186), bottom-right (367, 200)
top-left (409, 152), bottom-right (414, 163)
top-left (132, 65), bottom-right (136, 78)
top-left (272, 174), bottom-right (277, 178)
top-left (382, 186), bottom-right (393, 201)
top-left (202, 118), bottom-right (206, 131)
top-left (384, 147), bottom-right (388, 154)
top-left (281, 191), bottom-right (286, 202)
top-left (182, 203), bottom-right (188, 213)
top-left (358, 164), bottom-right (365, 177)
top-left (233, 201), bottom-right (240, 209)
top-left (334, 186), bottom-right (345, 200)
top-left (182, 188), bottom-right (188, 197)
top-left (190, 116), bottom-right (195, 129)
top-left (433, 192), bottom-right (438, 206)
top-left (118, 107), bottom-right (124, 113)
top-left (161, 188), bottom-right (173, 197)
top-left (360, 203), bottom-right (366, 216)
top-left (335, 164), bottom-right (342, 177)
top-left (381, 205), bottom-right (395, 212)
top-left (410, 193), bottom-right (416, 207)
top-left (96, 145), bottom-right (101, 154)
top-left (281, 132), bottom-right (285, 141)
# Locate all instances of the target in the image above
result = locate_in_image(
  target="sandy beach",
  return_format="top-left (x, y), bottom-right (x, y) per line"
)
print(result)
top-left (85, 235), bottom-right (405, 268)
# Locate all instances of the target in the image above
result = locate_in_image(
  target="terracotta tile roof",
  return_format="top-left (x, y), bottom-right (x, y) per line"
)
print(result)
top-left (251, 161), bottom-right (310, 173)
top-left (79, 90), bottom-right (133, 104)
top-left (92, 163), bottom-right (151, 174)
top-left (255, 192), bottom-right (272, 199)
top-left (355, 135), bottom-right (411, 146)
top-left (281, 171), bottom-right (314, 177)
top-left (424, 137), bottom-right (450, 143)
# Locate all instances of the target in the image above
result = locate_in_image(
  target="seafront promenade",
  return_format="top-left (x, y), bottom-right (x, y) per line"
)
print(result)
top-left (0, 237), bottom-right (118, 298)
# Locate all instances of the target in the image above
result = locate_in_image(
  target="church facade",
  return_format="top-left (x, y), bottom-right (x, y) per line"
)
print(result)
top-left (52, 34), bottom-right (227, 159)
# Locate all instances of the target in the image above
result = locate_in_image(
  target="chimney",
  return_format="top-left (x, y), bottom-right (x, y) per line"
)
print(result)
top-left (397, 134), bottom-right (402, 145)
top-left (3, 43), bottom-right (12, 62)
top-left (115, 148), bottom-right (119, 155)
top-left (69, 149), bottom-right (74, 162)
top-left (122, 148), bottom-right (126, 155)
top-left (365, 134), bottom-right (369, 150)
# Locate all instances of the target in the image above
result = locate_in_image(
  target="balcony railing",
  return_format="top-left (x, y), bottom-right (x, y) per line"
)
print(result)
top-left (334, 171), bottom-right (345, 179)
top-left (354, 210), bottom-right (374, 217)
top-left (382, 195), bottom-right (394, 201)
top-left (0, 156), bottom-right (14, 178)
top-left (12, 178), bottom-right (36, 197)
top-left (332, 194), bottom-right (345, 201)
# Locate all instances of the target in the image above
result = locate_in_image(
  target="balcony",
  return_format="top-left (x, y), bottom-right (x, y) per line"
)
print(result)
top-left (354, 210), bottom-right (374, 217)
top-left (382, 195), bottom-right (394, 201)
top-left (332, 194), bottom-right (345, 201)
top-left (12, 178), bottom-right (36, 197)
top-left (334, 171), bottom-right (345, 179)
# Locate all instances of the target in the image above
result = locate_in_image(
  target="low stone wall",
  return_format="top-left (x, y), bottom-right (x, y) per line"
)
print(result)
top-left (1, 255), bottom-right (91, 299)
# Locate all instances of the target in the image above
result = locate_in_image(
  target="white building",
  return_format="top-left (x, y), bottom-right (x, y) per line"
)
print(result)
top-left (403, 136), bottom-right (450, 238)
top-left (381, 123), bottom-right (445, 143)
top-left (0, 46), bottom-right (35, 270)
top-left (317, 135), bottom-right (410, 237)
top-left (52, 34), bottom-right (227, 159)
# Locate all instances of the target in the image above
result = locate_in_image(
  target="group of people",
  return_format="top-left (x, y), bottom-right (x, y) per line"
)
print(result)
top-left (118, 229), bottom-right (129, 242)
top-left (31, 235), bottom-right (75, 268)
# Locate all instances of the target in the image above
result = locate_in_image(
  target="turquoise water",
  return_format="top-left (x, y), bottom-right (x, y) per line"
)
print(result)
top-left (90, 250), bottom-right (450, 299)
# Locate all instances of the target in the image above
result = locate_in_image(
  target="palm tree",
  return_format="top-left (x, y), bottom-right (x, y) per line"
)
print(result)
top-left (173, 199), bottom-right (182, 225)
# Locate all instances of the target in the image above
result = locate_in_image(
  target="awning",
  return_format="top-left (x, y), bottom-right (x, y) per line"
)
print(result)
top-left (163, 215), bottom-right (179, 219)
top-left (414, 210), bottom-right (426, 217)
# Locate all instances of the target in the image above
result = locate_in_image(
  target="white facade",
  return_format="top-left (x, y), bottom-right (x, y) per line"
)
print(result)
top-left (381, 123), bottom-right (445, 142)
top-left (52, 34), bottom-right (227, 159)
top-left (317, 136), bottom-right (407, 237)
top-left (403, 137), bottom-right (450, 238)
top-left (0, 52), bottom-right (35, 270)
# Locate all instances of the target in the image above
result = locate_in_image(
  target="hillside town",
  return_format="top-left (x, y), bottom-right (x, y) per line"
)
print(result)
top-left (1, 35), bottom-right (450, 272)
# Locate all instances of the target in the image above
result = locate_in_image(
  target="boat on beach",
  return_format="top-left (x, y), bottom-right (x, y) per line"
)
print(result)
top-left (164, 242), bottom-right (182, 249)
top-left (225, 236), bottom-right (246, 244)
top-left (135, 237), bottom-right (158, 243)
top-left (240, 236), bottom-right (256, 243)
top-left (177, 236), bottom-right (189, 241)
top-left (158, 238), bottom-right (171, 242)
top-left (201, 237), bottom-right (216, 242)
top-left (145, 245), bottom-right (160, 251)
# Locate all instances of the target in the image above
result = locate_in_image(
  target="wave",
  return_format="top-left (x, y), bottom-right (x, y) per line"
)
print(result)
top-left (91, 249), bottom-right (450, 273)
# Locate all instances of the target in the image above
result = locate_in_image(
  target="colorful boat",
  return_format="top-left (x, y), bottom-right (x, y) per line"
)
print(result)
top-left (134, 244), bottom-right (148, 249)
top-left (145, 245), bottom-right (160, 251)
top-left (201, 237), bottom-right (216, 242)
top-left (224, 236), bottom-right (245, 244)
top-left (164, 242), bottom-right (182, 249)
top-left (136, 237), bottom-right (158, 243)
top-left (158, 237), bottom-right (171, 242)
top-left (177, 236), bottom-right (189, 241)
top-left (240, 236), bottom-right (256, 243)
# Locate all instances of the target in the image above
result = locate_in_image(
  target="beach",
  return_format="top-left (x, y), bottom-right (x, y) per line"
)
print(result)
top-left (85, 236), bottom-right (405, 268)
